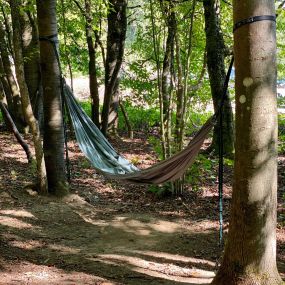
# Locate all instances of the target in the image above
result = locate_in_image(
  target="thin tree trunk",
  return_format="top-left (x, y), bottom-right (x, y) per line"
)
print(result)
top-left (0, 5), bottom-right (14, 58)
top-left (180, 0), bottom-right (196, 150)
top-left (119, 99), bottom-right (133, 139)
top-left (0, 84), bottom-right (33, 162)
top-left (60, 0), bottom-right (74, 91)
top-left (36, 0), bottom-right (68, 196)
top-left (203, 0), bottom-right (234, 157)
top-left (160, 0), bottom-right (176, 158)
top-left (150, 0), bottom-right (166, 159)
top-left (212, 1), bottom-right (282, 284)
top-left (20, 4), bottom-right (41, 102)
top-left (174, 33), bottom-right (184, 145)
top-left (101, 0), bottom-right (127, 136)
top-left (0, 22), bottom-right (25, 128)
top-left (0, 56), bottom-right (14, 115)
top-left (10, 0), bottom-right (48, 194)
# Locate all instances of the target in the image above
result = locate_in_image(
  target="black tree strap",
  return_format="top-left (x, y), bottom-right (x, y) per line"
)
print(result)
top-left (233, 15), bottom-right (276, 32)
top-left (39, 34), bottom-right (71, 182)
top-left (216, 56), bottom-right (234, 246)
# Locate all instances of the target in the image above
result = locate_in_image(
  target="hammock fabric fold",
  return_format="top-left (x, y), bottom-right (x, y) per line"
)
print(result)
top-left (63, 83), bottom-right (215, 184)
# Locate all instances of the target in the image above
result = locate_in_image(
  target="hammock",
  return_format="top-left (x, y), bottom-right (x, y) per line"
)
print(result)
top-left (63, 83), bottom-right (215, 184)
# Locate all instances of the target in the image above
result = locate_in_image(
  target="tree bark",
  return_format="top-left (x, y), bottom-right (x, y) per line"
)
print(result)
top-left (20, 3), bottom-right (41, 102)
top-left (19, 2), bottom-right (44, 126)
top-left (160, 0), bottom-right (176, 158)
top-left (212, 1), bottom-right (282, 284)
top-left (203, 0), bottom-right (234, 157)
top-left (0, 56), bottom-right (14, 115)
top-left (10, 0), bottom-right (48, 194)
top-left (101, 0), bottom-right (127, 136)
top-left (84, 0), bottom-right (100, 127)
top-left (0, 22), bottom-right (25, 128)
top-left (36, 0), bottom-right (68, 196)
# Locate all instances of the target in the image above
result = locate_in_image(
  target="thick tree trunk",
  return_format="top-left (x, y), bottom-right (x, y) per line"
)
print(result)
top-left (84, 0), bottom-right (100, 127)
top-left (10, 0), bottom-right (48, 194)
top-left (212, 1), bottom-right (282, 284)
top-left (203, 0), bottom-right (234, 157)
top-left (101, 0), bottom-right (127, 136)
top-left (36, 0), bottom-right (68, 196)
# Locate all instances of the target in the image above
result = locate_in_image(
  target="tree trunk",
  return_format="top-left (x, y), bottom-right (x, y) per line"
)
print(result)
top-left (101, 0), bottom-right (127, 136)
top-left (212, 1), bottom-right (282, 284)
top-left (119, 99), bottom-right (133, 139)
top-left (0, 83), bottom-right (33, 162)
top-left (203, 0), bottom-right (234, 157)
top-left (149, 0), bottom-right (166, 159)
top-left (84, 0), bottom-right (100, 127)
top-left (36, 0), bottom-right (68, 196)
top-left (0, 22), bottom-right (25, 128)
top-left (0, 56), bottom-right (14, 115)
top-left (20, 4), bottom-right (41, 102)
top-left (160, 0), bottom-right (176, 158)
top-left (19, 2), bottom-right (44, 127)
top-left (10, 0), bottom-right (48, 194)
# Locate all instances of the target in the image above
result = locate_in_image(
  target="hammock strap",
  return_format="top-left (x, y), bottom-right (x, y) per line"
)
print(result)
top-left (233, 15), bottom-right (276, 32)
top-left (39, 34), bottom-right (71, 181)
top-left (217, 56), bottom-right (234, 246)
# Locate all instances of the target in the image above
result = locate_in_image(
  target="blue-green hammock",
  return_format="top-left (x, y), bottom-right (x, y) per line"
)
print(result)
top-left (63, 82), bottom-right (216, 184)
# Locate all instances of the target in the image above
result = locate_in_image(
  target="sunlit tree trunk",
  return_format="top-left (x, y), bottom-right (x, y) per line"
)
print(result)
top-left (101, 0), bottom-right (127, 136)
top-left (20, 3), bottom-right (41, 102)
top-left (203, 0), bottom-right (234, 157)
top-left (160, 0), bottom-right (176, 158)
top-left (150, 0), bottom-right (166, 159)
top-left (36, 0), bottom-right (68, 196)
top-left (212, 1), bottom-right (282, 284)
top-left (10, 0), bottom-right (48, 194)
top-left (19, 2), bottom-right (43, 126)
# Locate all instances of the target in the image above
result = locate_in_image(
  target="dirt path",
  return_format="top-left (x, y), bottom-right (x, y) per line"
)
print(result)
top-left (0, 130), bottom-right (284, 285)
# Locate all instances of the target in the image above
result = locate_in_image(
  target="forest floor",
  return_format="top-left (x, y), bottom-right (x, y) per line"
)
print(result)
top-left (0, 128), bottom-right (284, 285)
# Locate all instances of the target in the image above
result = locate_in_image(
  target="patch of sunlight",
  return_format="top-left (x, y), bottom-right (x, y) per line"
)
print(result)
top-left (48, 244), bottom-right (80, 254)
top-left (1, 153), bottom-right (25, 163)
top-left (127, 250), bottom-right (216, 267)
top-left (149, 220), bottom-right (181, 233)
top-left (74, 212), bottom-right (182, 236)
top-left (110, 217), bottom-right (181, 235)
top-left (133, 267), bottom-right (213, 284)
top-left (25, 271), bottom-right (50, 280)
top-left (0, 209), bottom-right (36, 219)
top-left (111, 219), bottom-right (152, 236)
top-left (63, 194), bottom-right (87, 206)
top-left (10, 239), bottom-right (43, 250)
top-left (95, 254), bottom-right (215, 284)
top-left (78, 214), bottom-right (108, 226)
top-left (0, 262), bottom-right (110, 285)
top-left (0, 216), bottom-right (35, 229)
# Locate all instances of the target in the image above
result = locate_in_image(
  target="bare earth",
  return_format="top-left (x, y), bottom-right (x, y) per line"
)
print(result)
top-left (0, 129), bottom-right (284, 285)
